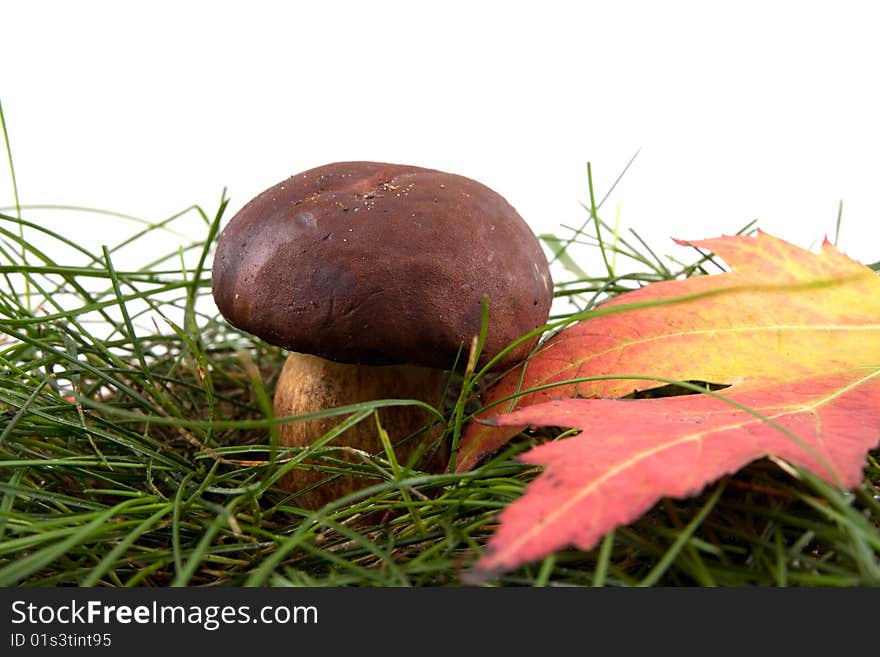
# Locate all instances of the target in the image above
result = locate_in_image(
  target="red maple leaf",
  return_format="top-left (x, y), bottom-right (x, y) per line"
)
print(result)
top-left (461, 232), bottom-right (880, 582)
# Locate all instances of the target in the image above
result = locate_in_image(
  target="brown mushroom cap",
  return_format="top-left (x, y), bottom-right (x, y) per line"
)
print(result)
top-left (211, 161), bottom-right (553, 370)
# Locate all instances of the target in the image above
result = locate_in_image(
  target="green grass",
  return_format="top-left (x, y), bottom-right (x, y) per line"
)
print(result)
top-left (1, 111), bottom-right (878, 586)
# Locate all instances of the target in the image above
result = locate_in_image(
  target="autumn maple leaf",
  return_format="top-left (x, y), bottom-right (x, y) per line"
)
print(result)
top-left (461, 231), bottom-right (880, 583)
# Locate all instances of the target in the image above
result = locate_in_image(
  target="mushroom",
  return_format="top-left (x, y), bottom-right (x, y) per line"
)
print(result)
top-left (211, 161), bottom-right (553, 508)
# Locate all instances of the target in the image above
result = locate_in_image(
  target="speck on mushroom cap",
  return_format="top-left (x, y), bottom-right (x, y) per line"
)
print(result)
top-left (211, 161), bottom-right (553, 370)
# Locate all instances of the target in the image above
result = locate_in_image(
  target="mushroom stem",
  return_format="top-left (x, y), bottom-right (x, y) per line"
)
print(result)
top-left (272, 352), bottom-right (448, 509)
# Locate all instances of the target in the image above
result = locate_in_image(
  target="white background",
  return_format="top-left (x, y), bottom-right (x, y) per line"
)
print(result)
top-left (3, 0), bottom-right (879, 279)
